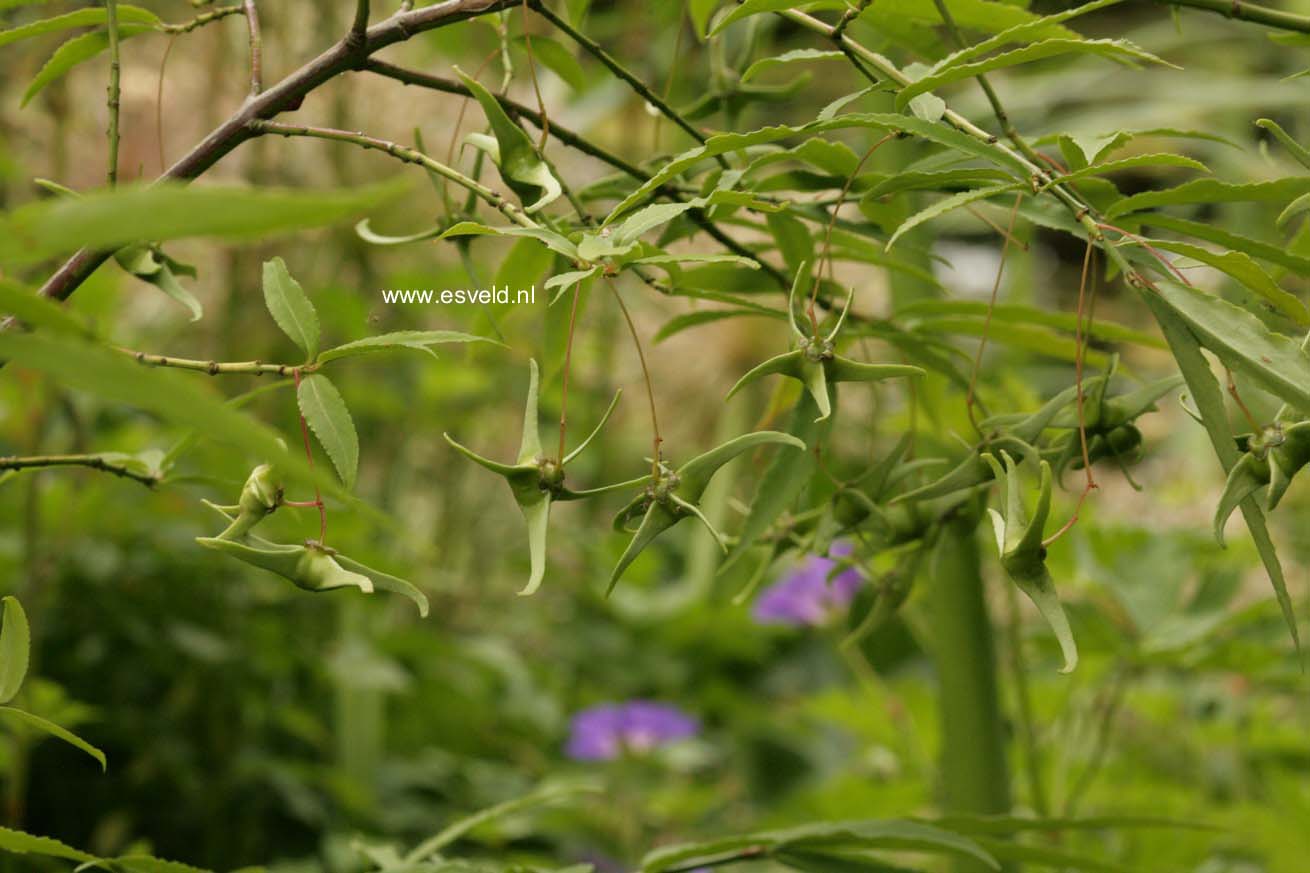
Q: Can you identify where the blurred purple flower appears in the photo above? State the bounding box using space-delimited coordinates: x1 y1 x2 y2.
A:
566 700 698 761
751 541 863 627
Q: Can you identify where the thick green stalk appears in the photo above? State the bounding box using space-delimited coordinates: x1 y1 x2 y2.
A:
1158 0 1310 33
928 516 1011 872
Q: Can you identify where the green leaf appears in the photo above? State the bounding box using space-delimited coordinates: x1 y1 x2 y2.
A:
605 114 1027 224
1141 290 1300 652
642 819 998 873
297 374 359 490
317 330 498 364
0 826 96 863
0 5 160 48
688 0 721 38
437 221 580 260
1107 177 1310 219
742 48 844 83
0 278 91 337
0 181 404 267
888 184 1022 249
1046 153 1207 187
1277 191 1310 229
1152 278 1310 414
334 554 430 618
710 0 844 35
406 782 598 864
115 244 203 322
262 257 320 361
517 35 585 90
22 24 155 106
1146 240 1309 325
723 392 826 567
0 598 29 704
921 0 1125 68
0 707 106 770
456 68 561 212
897 300 1165 348
1256 118 1310 170
1143 213 1310 276
897 38 1173 111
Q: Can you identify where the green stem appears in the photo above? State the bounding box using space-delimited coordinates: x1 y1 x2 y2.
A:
105 0 121 186
161 4 246 35
929 516 1011 872
0 453 159 487
249 120 538 228
1157 0 1310 33
119 347 308 376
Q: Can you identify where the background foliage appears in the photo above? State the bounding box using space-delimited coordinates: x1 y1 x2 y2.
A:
2 1 1310 872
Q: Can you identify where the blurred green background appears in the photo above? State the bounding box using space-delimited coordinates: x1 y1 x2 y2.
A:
2 1 1310 872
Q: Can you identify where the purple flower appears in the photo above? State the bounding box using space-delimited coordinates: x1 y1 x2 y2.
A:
565 700 698 761
751 542 863 627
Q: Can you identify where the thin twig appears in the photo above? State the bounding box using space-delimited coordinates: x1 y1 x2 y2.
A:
520 0 550 151
964 193 1023 434
1157 0 1310 33
351 0 370 42
242 0 262 95
106 0 122 186
0 454 158 487
529 0 721 162
119 347 308 376
558 283 583 463
249 120 537 228
606 278 662 477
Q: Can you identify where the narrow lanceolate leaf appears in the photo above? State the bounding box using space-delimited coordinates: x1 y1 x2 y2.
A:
317 330 498 364
927 0 1126 69
23 24 155 106
0 707 106 770
896 38 1174 111
1152 279 1310 414
888 184 1021 249
0 826 97 864
0 5 160 48
1141 292 1300 653
1256 118 1310 170
709 0 844 35
1107 177 1310 218
0 597 30 705
1046 153 1208 187
642 819 998 873
605 114 1027 223
0 181 404 267
297 374 359 490
262 257 319 361
742 48 844 83
1146 240 1309 325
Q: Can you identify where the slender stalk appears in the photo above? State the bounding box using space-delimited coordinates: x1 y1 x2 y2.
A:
292 369 327 544
557 282 583 464
520 0 550 150
0 454 158 487
1157 0 1310 33
161 4 245 35
929 516 1012 872
528 0 720 160
249 120 537 228
119 347 308 376
606 278 662 477
106 0 122 187
350 0 370 42
242 0 262 95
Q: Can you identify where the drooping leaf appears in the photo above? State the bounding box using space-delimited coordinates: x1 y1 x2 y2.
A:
516 34 586 90
1256 117 1310 170
0 826 96 864
742 48 845 83
456 68 561 212
888 184 1022 248
297 374 359 490
22 24 155 106
0 707 106 770
896 38 1174 111
709 0 845 35
0 597 30 705
1146 240 1309 325
0 181 404 267
0 5 160 48
1107 177 1310 219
